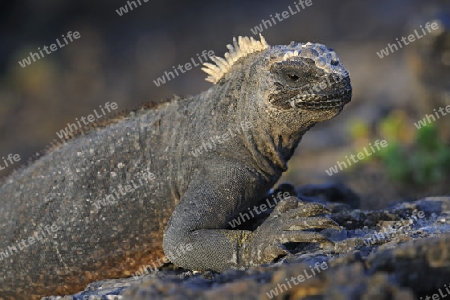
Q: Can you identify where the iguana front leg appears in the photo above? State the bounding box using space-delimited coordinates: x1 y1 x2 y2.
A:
241 196 338 267
162 164 338 272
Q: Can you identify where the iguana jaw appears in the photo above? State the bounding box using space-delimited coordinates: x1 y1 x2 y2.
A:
289 89 352 110
268 75 352 112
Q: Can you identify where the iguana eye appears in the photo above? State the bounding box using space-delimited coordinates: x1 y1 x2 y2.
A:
288 74 299 81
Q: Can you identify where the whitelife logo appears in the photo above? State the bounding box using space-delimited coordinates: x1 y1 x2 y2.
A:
18 31 81 68
55 102 118 142
325 140 388 176
250 0 313 35
153 50 215 87
0 153 21 171
0 224 59 261
376 21 439 58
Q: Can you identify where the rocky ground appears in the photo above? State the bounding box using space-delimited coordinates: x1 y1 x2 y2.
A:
43 185 450 300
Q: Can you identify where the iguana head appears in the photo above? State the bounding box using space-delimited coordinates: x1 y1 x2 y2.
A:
202 35 352 164
203 34 351 118
266 41 352 112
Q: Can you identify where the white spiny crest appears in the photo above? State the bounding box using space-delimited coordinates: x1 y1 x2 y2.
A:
202 34 269 84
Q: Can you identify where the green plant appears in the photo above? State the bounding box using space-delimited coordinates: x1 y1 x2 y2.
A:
409 124 450 184
349 112 450 186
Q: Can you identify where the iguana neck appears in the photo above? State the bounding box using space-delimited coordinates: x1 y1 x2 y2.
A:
198 80 310 179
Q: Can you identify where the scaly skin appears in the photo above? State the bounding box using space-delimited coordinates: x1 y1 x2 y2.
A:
0 36 351 299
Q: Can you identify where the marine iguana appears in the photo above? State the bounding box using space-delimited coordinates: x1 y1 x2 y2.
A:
0 34 351 299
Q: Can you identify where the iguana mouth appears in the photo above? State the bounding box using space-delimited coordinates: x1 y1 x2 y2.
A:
291 89 352 110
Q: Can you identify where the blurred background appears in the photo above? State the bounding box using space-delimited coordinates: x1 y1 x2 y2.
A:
0 0 449 209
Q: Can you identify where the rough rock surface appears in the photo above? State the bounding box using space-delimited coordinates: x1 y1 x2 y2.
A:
43 187 450 300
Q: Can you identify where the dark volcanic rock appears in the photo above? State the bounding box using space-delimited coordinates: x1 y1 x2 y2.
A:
43 196 450 300
297 182 361 208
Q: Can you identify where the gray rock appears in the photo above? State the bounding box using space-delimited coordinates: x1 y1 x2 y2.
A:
44 196 450 300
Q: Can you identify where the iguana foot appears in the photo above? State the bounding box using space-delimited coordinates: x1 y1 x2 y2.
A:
241 196 339 267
